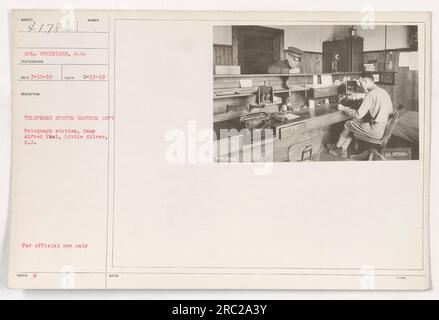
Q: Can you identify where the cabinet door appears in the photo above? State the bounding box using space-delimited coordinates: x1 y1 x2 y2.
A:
334 39 351 72
351 38 364 72
323 38 364 72
322 41 333 73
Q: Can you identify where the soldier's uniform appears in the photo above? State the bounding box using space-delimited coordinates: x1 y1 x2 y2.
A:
268 46 303 74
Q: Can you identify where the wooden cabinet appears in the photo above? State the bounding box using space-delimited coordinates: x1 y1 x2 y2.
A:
322 38 364 73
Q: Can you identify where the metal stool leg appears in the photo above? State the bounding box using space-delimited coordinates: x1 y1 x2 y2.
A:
351 143 387 161
369 148 386 161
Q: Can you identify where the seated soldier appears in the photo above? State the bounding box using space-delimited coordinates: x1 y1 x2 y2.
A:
328 72 394 158
268 46 303 74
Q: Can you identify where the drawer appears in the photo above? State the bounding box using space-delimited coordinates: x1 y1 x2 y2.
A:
288 135 323 162
277 122 306 139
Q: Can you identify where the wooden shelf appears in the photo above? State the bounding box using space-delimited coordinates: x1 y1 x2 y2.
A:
214 87 306 99
213 92 255 99
274 87 306 93
213 72 362 78
214 73 310 78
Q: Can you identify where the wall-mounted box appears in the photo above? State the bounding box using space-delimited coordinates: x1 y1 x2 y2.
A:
379 72 396 85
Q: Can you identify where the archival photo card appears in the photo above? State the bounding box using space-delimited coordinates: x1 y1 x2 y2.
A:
8 10 430 290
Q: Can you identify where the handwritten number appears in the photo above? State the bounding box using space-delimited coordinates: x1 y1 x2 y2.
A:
27 21 60 33
55 23 62 33
27 21 36 32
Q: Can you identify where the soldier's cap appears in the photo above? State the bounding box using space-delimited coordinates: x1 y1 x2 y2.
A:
285 46 303 56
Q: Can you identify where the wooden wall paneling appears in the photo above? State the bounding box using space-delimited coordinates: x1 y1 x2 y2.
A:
363 50 419 111
232 27 239 66
301 52 322 74
213 44 233 68
213 78 240 89
213 48 323 73
322 41 334 73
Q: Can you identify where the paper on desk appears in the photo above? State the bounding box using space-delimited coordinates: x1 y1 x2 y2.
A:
321 74 333 85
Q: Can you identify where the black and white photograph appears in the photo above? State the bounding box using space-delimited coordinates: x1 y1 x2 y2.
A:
213 24 420 162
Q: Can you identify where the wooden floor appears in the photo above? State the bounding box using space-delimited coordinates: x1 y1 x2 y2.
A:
315 148 355 161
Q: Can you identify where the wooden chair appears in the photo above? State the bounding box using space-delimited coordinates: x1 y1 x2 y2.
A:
352 105 403 161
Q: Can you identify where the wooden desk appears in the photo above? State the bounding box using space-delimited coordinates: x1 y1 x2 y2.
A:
272 103 349 134
214 103 350 162
213 72 361 123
